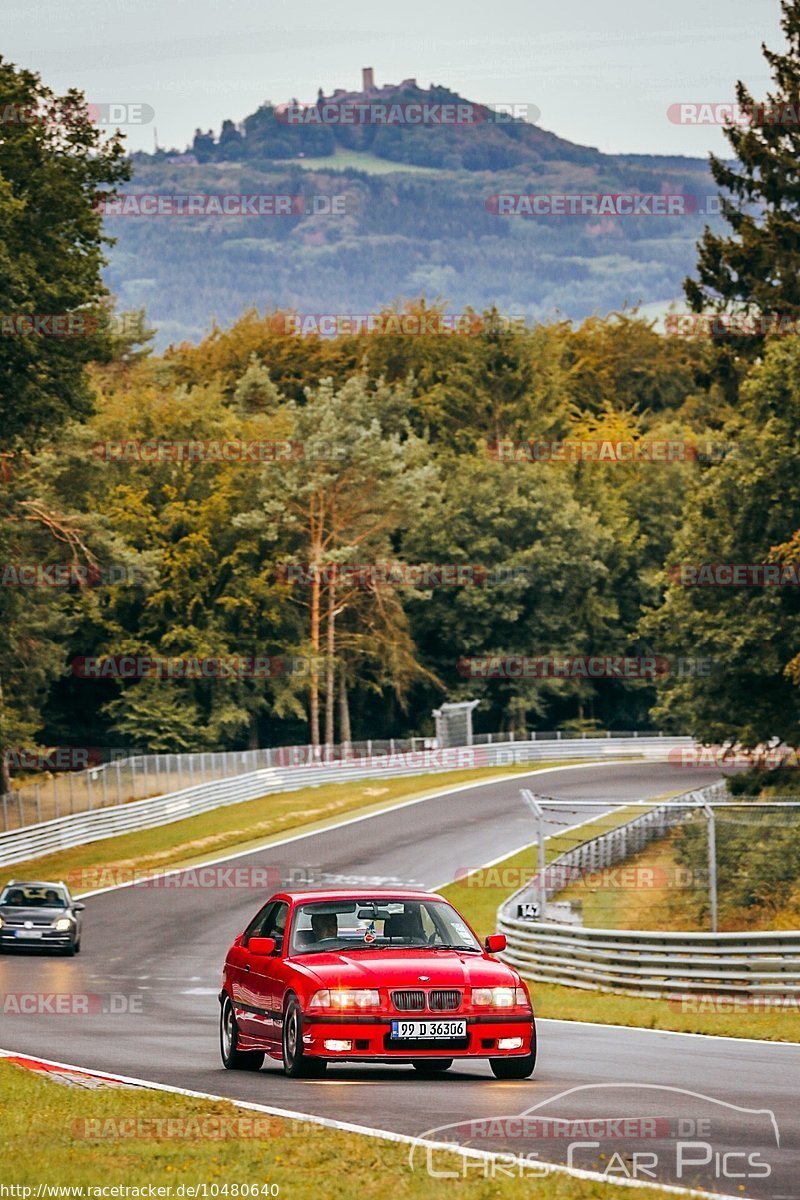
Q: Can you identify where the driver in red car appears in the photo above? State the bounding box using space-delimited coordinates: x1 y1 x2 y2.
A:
310 911 338 943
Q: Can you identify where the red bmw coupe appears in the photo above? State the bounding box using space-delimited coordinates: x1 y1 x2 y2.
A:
219 887 536 1079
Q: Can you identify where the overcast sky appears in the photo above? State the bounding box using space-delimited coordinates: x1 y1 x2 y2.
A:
2 0 785 157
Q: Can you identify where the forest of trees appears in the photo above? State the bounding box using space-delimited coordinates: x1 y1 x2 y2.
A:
3 0 800 784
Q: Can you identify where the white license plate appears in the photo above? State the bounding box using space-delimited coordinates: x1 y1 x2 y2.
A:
15 929 43 939
390 1019 466 1039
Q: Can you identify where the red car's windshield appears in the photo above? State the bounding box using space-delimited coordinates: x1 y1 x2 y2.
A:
288 898 481 956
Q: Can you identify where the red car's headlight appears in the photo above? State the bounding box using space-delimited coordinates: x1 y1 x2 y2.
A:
472 986 530 1008
309 989 381 1010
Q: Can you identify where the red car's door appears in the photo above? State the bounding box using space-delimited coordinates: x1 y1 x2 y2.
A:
244 901 290 1046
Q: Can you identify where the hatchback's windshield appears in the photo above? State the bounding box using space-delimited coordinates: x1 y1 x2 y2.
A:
0 885 67 909
289 898 481 955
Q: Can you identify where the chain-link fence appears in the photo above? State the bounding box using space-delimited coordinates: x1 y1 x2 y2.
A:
1 729 667 831
500 790 800 935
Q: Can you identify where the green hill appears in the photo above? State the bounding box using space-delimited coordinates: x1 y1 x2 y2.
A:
107 78 720 347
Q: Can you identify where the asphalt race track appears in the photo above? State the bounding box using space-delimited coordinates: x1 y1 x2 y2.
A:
1 761 798 1198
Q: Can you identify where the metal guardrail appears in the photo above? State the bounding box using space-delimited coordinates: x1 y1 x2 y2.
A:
2 729 670 831
498 785 800 997
0 736 691 868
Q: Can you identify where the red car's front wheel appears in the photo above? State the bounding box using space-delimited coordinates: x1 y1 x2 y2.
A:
220 995 264 1071
282 997 326 1077
489 1026 537 1079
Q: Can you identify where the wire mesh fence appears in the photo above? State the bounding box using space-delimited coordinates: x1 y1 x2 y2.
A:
497 790 800 935
1 730 667 831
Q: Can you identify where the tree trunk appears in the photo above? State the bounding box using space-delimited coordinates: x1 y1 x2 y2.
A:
339 672 352 746
324 576 336 747
309 566 321 747
0 675 10 797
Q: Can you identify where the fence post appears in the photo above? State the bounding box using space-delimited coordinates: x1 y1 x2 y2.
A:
704 804 718 933
520 790 547 920
116 760 123 805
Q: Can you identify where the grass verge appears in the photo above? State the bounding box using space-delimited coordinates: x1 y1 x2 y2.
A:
0 1058 691 1199
4 762 575 890
440 805 800 1044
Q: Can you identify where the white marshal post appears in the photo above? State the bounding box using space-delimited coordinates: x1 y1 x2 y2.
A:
520 788 547 920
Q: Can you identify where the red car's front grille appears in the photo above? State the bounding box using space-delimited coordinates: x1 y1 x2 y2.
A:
429 989 462 1011
391 989 463 1012
391 989 425 1011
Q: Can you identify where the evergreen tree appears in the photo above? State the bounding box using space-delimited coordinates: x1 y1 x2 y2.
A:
685 0 800 327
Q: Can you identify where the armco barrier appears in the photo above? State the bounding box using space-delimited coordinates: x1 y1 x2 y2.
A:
497 918 800 998
497 785 800 998
0 736 691 868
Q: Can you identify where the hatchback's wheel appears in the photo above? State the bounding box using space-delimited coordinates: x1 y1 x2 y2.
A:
220 995 264 1070
282 997 326 1077
412 1059 453 1074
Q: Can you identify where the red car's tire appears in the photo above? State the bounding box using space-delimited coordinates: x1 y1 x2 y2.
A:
282 996 326 1077
220 994 264 1071
412 1059 453 1074
489 1028 537 1079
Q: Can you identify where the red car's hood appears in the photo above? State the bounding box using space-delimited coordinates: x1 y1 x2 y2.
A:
296 949 517 988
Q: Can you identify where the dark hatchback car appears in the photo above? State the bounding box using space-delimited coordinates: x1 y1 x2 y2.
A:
0 880 85 954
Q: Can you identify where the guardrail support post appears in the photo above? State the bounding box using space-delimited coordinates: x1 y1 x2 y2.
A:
703 804 718 933
521 789 547 920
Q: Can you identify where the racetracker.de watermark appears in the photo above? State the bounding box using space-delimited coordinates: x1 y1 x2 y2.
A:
486 439 727 463
275 312 526 336
65 864 319 891
277 563 529 587
668 563 800 586
456 655 719 679
668 994 800 1013
667 746 800 769
0 563 139 587
91 440 339 463
1 993 142 1015
665 312 800 337
95 193 348 217
667 100 800 125
453 865 709 890
486 194 720 216
277 100 539 126
0 102 155 126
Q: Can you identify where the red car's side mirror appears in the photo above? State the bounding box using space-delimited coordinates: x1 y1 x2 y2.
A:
485 933 506 953
248 936 277 956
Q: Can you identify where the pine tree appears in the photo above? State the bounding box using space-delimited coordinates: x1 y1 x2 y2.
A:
685 0 800 326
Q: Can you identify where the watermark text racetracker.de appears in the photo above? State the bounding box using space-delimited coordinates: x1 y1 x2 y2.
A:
277 100 540 126
457 654 719 679
95 193 349 217
486 193 721 217
1 993 142 1016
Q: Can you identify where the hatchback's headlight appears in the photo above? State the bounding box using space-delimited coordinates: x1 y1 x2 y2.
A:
472 986 527 1007
53 917 73 932
309 989 380 1010
0 915 4 928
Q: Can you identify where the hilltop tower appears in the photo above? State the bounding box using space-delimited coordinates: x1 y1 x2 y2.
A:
362 67 375 93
